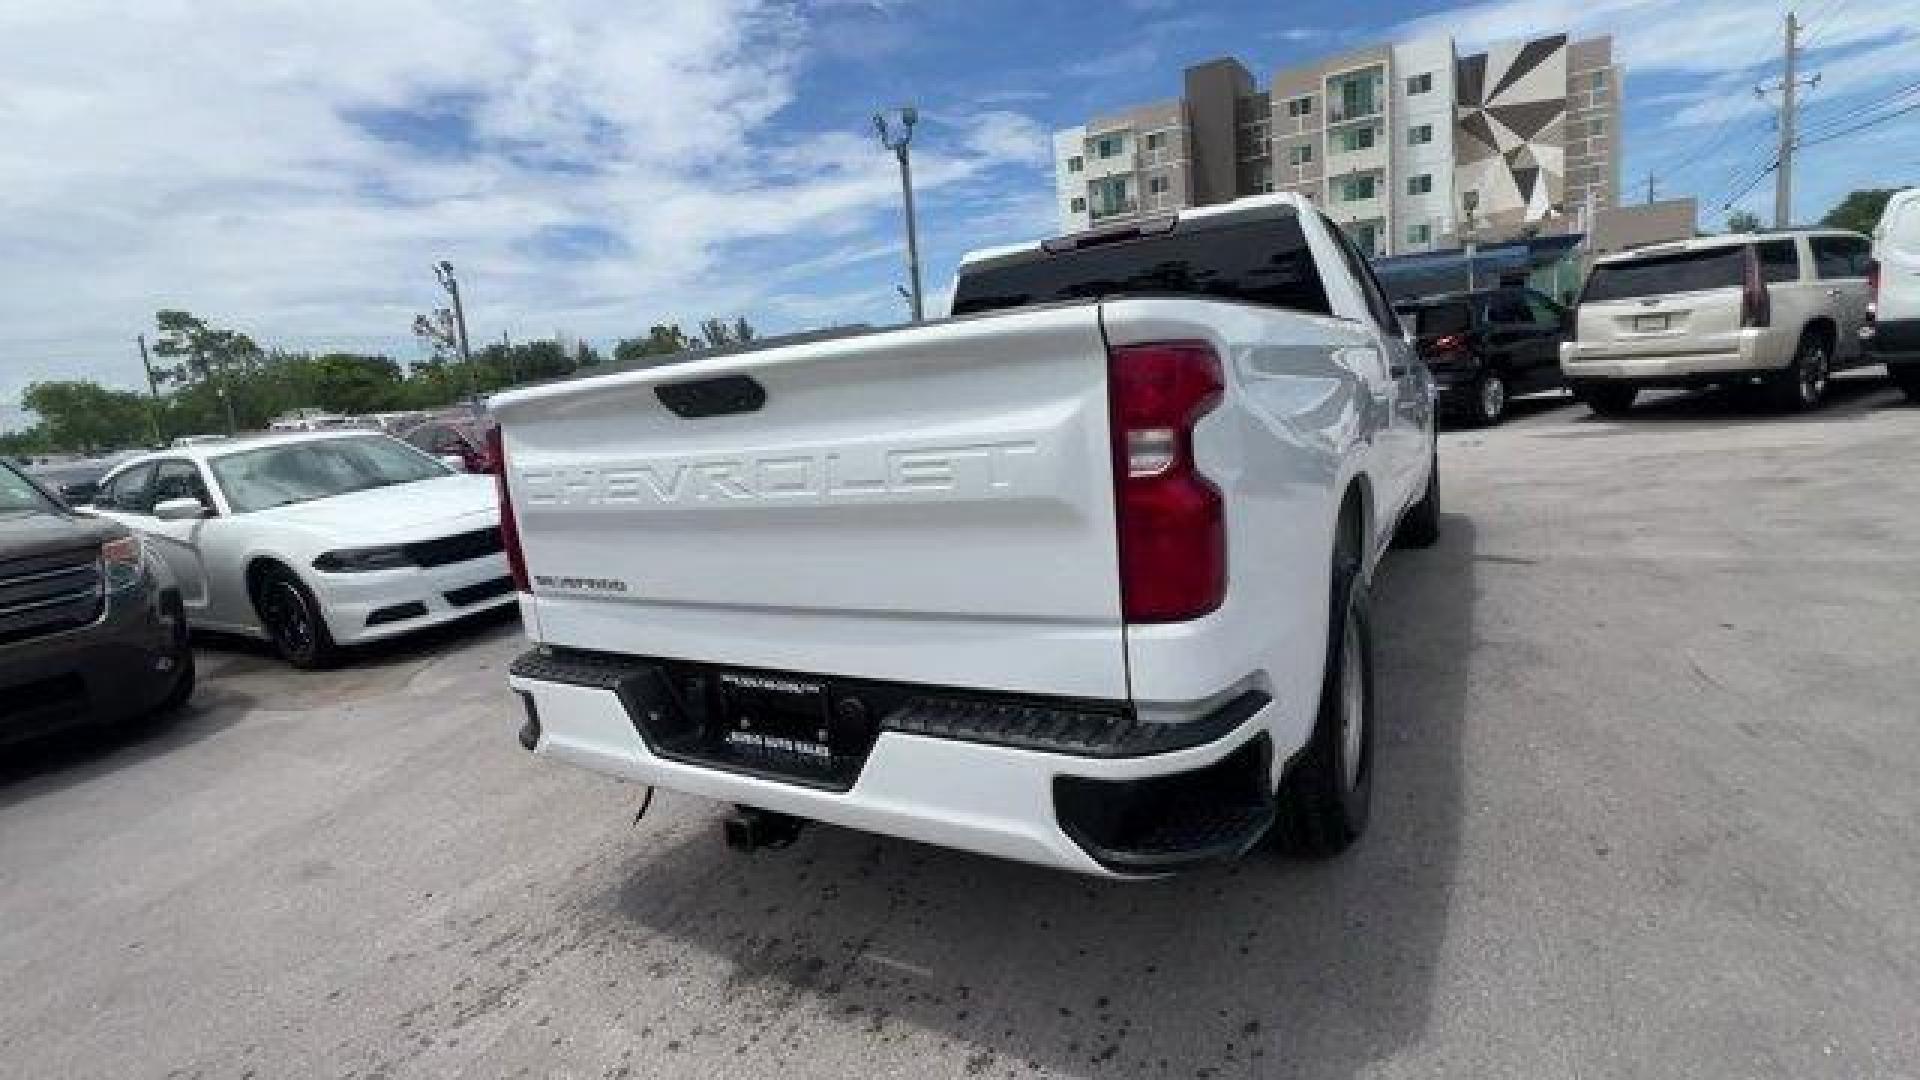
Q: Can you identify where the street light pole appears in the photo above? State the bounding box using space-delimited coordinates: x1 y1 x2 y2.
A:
435 260 476 398
874 107 924 322
135 334 164 445
1461 191 1480 292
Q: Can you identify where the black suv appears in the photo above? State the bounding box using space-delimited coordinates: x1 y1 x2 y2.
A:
1 458 193 746
1396 287 1571 425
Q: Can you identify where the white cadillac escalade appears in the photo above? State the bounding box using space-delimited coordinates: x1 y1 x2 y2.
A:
491 193 1440 877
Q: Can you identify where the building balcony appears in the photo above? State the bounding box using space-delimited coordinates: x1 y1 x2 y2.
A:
1090 199 1139 222
1326 102 1384 126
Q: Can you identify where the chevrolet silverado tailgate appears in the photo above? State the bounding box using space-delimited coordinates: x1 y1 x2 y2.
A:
489 306 1127 699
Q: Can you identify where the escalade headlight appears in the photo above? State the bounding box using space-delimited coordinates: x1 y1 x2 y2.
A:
102 535 145 592
312 546 412 573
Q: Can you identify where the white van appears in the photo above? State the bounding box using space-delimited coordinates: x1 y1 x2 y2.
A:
1866 188 1920 402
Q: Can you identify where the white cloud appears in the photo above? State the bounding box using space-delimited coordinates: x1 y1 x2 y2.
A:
0 0 1045 428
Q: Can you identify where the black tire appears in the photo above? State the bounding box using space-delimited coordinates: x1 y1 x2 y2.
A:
1577 383 1638 417
1272 557 1375 858
1469 372 1509 426
1891 364 1920 404
254 565 339 669
155 650 196 715
1395 446 1441 549
1769 330 1831 411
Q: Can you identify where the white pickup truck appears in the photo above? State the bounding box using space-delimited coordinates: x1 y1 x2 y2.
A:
492 193 1439 877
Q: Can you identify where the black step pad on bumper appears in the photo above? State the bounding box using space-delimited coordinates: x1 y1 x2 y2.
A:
1054 734 1277 874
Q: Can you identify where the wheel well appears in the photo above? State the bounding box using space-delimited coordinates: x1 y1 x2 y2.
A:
245 557 293 613
1802 318 1837 351
1335 478 1370 567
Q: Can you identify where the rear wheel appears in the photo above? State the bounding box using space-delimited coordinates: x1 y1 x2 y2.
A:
1577 382 1638 417
1891 364 1920 404
1273 553 1374 858
1469 372 1508 426
1769 331 1830 411
255 566 339 669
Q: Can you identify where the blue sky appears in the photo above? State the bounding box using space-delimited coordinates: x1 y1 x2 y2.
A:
3 0 1917 430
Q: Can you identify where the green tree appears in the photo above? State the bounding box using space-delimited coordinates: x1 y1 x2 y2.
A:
303 353 405 414
21 381 155 453
1726 210 1762 233
614 324 695 364
1820 189 1897 235
151 310 264 435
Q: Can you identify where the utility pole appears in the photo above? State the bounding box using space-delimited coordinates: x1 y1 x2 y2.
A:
874 107 924 322
1645 171 1656 205
135 334 164 445
434 261 476 398
1756 12 1819 228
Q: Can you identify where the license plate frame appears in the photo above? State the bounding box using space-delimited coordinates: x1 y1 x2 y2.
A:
715 670 835 767
1634 313 1670 332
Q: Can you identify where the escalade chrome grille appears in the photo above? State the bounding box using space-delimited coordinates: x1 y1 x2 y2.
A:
0 549 103 646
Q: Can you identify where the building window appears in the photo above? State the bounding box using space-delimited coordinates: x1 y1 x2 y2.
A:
1287 95 1314 118
1407 173 1432 195
1588 116 1608 138
1145 131 1166 151
1328 69 1383 121
1409 124 1433 146
1287 142 1314 166
1070 196 1086 213
1094 134 1125 160
1408 222 1432 246
1254 161 1273 192
1066 155 1083 173
1337 173 1377 202
1149 176 1170 195
1591 69 1609 93
1334 125 1377 153
1407 72 1432 95
1090 175 1132 219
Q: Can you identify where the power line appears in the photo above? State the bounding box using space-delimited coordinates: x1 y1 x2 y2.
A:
1796 99 1920 149
1795 79 1920 139
1719 159 1779 211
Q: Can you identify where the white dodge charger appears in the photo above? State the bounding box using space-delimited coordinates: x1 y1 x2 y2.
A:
91 431 512 667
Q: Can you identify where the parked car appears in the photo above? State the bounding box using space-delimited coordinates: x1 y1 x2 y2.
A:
268 408 348 432
400 415 499 474
1 458 193 745
171 434 229 448
26 451 141 507
1395 287 1570 425
1561 229 1874 415
498 192 1440 877
89 431 512 668
1865 187 1920 402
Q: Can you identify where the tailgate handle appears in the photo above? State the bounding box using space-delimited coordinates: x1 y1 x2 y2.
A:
655 375 766 418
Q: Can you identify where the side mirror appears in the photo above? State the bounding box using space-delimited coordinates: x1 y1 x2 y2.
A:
153 497 210 522
438 454 470 473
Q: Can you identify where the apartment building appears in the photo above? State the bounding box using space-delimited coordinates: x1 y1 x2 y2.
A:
1050 32 1621 258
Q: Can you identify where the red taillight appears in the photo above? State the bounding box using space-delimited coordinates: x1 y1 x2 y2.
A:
1107 341 1226 623
1742 247 1771 328
1429 333 1467 355
486 426 529 592
1866 258 1881 324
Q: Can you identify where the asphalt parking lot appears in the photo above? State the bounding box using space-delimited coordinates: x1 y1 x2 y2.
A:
4 372 1918 1080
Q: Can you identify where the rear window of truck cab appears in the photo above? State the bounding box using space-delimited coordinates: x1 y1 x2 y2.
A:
952 210 1332 318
